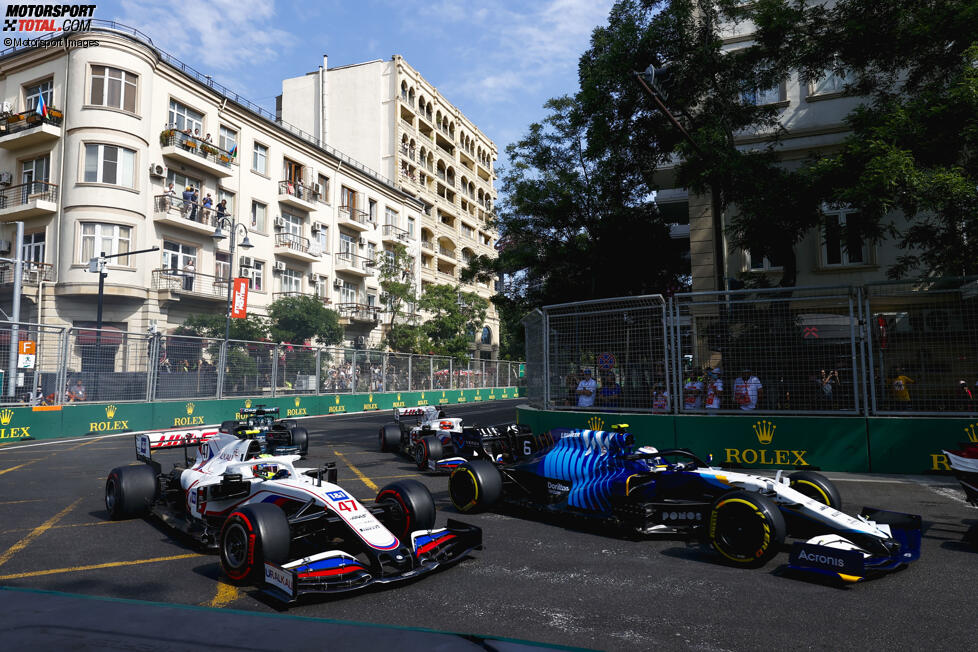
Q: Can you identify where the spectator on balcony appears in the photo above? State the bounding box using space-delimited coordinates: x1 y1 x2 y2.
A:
182 259 195 291
216 198 228 220
164 182 177 208
202 193 213 221
733 369 763 411
181 186 194 218
204 132 213 144
296 179 305 200
189 188 200 221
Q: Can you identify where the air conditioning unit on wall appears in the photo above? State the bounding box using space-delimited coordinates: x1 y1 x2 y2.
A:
149 163 166 178
273 261 287 272
239 256 254 268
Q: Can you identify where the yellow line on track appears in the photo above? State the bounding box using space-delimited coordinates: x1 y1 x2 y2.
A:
0 498 45 506
0 553 202 581
0 497 81 568
204 580 240 607
0 519 122 536
68 437 106 450
334 450 378 491
0 462 35 476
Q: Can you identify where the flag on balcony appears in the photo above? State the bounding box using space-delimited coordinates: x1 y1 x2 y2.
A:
229 144 237 158
35 94 48 118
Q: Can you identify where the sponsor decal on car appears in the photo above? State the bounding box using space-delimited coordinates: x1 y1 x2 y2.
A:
264 563 294 595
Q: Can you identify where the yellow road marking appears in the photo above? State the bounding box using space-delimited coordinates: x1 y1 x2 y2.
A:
0 498 45 506
68 437 106 450
352 473 417 481
334 450 377 491
0 519 122 536
204 580 240 607
0 553 202 581
0 462 35 476
0 498 81 568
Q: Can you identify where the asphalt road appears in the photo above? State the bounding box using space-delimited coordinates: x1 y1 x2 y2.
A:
0 400 976 651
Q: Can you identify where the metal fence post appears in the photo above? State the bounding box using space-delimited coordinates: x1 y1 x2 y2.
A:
382 352 388 393
542 309 550 409
408 354 412 391
449 358 453 390
271 344 279 397
847 290 861 414
216 340 226 399
429 356 433 390
146 333 160 402
315 347 322 395
351 349 358 393
56 326 69 406
863 290 878 415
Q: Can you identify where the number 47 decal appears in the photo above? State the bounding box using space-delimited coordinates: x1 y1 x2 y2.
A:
336 500 358 512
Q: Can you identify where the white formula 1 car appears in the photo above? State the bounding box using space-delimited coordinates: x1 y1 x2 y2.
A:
379 406 465 471
944 441 978 506
105 428 481 603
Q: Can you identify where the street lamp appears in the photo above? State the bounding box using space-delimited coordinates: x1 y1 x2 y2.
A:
212 216 253 398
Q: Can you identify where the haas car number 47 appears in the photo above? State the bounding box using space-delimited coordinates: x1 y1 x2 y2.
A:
106 428 481 603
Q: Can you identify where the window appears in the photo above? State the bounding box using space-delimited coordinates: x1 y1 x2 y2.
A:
22 231 45 264
84 143 136 187
340 186 357 210
313 275 329 299
407 216 415 237
280 267 301 293
167 100 202 134
80 223 131 265
822 205 867 267
216 252 229 282
385 207 398 227
367 243 377 264
25 79 53 111
746 249 782 271
281 210 303 236
367 293 376 309
743 84 783 106
284 158 303 184
368 199 377 223
21 156 49 197
253 143 268 175
161 240 197 271
340 232 356 254
251 201 267 231
90 66 138 112
812 67 852 96
166 170 201 194
317 174 329 203
340 280 357 304
218 188 235 214
219 126 237 154
481 326 492 345
315 228 328 254
462 223 475 240
249 261 265 291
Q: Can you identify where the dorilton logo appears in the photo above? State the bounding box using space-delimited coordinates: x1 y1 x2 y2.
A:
0 408 29 439
547 481 570 493
89 404 128 432
587 416 605 431
753 420 775 445
174 402 203 426
797 548 844 567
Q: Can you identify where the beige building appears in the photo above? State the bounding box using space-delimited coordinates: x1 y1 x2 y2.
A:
278 55 500 359
0 26 441 348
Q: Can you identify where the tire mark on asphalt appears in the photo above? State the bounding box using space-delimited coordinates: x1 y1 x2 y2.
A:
0 497 81 568
334 450 378 491
0 553 202 580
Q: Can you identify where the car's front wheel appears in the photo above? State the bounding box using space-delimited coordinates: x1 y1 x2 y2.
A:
220 503 291 584
376 480 436 539
708 490 785 567
788 471 842 509
415 436 443 471
105 464 158 520
449 459 502 513
291 426 309 456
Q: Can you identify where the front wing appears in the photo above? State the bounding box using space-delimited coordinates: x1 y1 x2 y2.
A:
260 519 482 602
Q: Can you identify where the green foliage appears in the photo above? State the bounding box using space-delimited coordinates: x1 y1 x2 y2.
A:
377 243 417 328
385 322 423 353
176 313 269 341
416 284 489 362
265 294 343 345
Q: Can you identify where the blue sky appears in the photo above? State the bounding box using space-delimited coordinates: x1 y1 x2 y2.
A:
95 0 614 174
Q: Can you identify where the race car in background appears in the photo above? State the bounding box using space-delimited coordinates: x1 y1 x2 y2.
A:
449 426 921 582
219 405 309 457
379 405 551 472
105 428 481 603
944 441 978 506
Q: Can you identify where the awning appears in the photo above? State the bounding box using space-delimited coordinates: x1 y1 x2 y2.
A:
76 326 124 346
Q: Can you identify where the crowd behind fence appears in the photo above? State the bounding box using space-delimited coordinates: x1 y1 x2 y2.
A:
0 321 525 406
523 277 978 417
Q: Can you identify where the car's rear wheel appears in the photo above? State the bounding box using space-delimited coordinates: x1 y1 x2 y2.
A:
449 459 502 513
220 503 291 584
708 490 785 567
379 424 401 452
219 420 237 434
291 426 309 456
105 464 158 520
279 419 298 431
415 436 443 471
788 471 842 509
376 480 436 539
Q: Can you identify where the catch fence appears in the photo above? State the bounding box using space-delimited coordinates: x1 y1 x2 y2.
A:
0 322 524 406
524 277 978 416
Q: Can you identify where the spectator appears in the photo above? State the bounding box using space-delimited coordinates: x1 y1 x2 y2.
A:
67 378 86 402
957 380 974 411
164 182 177 208
296 179 305 200
652 382 670 413
189 188 200 221
704 368 723 410
204 132 213 143
181 186 194 219
683 372 704 410
576 369 597 408
182 259 195 291
216 199 228 219
733 369 763 411
202 193 213 221
180 359 190 373
818 369 840 409
888 368 914 410
597 372 621 408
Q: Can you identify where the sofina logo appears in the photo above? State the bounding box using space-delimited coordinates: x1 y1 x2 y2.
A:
393 393 405 408
363 393 378 411
587 416 605 430
932 423 978 470
90 404 129 433
753 420 776 445
329 394 346 413
724 419 808 467
0 407 28 439
287 396 307 417
174 401 204 426
0 408 12 426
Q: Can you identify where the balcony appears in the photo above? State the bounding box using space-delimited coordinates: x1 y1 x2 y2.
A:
382 224 411 244
0 109 63 150
0 261 53 285
152 268 228 302
400 144 416 162
421 239 434 252
337 205 371 232
274 232 321 263
0 181 57 220
334 251 374 277
160 131 234 178
272 290 328 303
437 267 457 281
278 180 319 212
438 245 458 260
153 195 220 235
335 302 380 324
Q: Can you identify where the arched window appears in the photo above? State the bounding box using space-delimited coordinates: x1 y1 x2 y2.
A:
481 326 492 345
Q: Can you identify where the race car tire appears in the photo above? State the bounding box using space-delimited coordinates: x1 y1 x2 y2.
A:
220 503 291 584
708 490 786 567
279 419 298 431
105 464 158 520
379 424 401 452
291 426 309 456
788 471 842 510
376 480 436 540
219 420 237 434
415 436 443 471
449 459 502 513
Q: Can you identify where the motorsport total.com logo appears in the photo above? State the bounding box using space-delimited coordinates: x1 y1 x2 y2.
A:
4 4 96 32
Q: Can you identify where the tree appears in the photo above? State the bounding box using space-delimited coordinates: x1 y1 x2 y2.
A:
265 294 343 345
416 284 489 361
377 243 421 352
176 312 269 341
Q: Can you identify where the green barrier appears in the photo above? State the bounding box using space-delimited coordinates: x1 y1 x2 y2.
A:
64 402 156 436
867 417 978 474
0 405 59 441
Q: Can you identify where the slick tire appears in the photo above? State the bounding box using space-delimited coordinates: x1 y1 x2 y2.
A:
105 464 158 520
279 419 298 431
708 490 786 568
220 503 290 584
449 459 502 514
379 424 401 452
415 436 443 471
220 420 237 434
376 480 436 540
788 471 842 510
291 426 309 456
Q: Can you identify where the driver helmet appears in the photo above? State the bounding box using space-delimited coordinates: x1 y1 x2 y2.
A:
636 446 661 472
252 462 279 480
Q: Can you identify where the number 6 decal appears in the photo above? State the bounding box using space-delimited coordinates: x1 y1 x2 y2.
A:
523 440 532 456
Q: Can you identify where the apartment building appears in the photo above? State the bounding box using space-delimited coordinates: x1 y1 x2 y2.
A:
0 26 425 347
278 55 500 359
655 14 907 292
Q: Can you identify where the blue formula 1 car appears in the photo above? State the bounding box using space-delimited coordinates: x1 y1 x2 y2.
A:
448 426 921 582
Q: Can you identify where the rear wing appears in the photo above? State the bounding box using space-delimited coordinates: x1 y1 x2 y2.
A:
393 405 446 423
237 406 279 416
135 428 218 463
